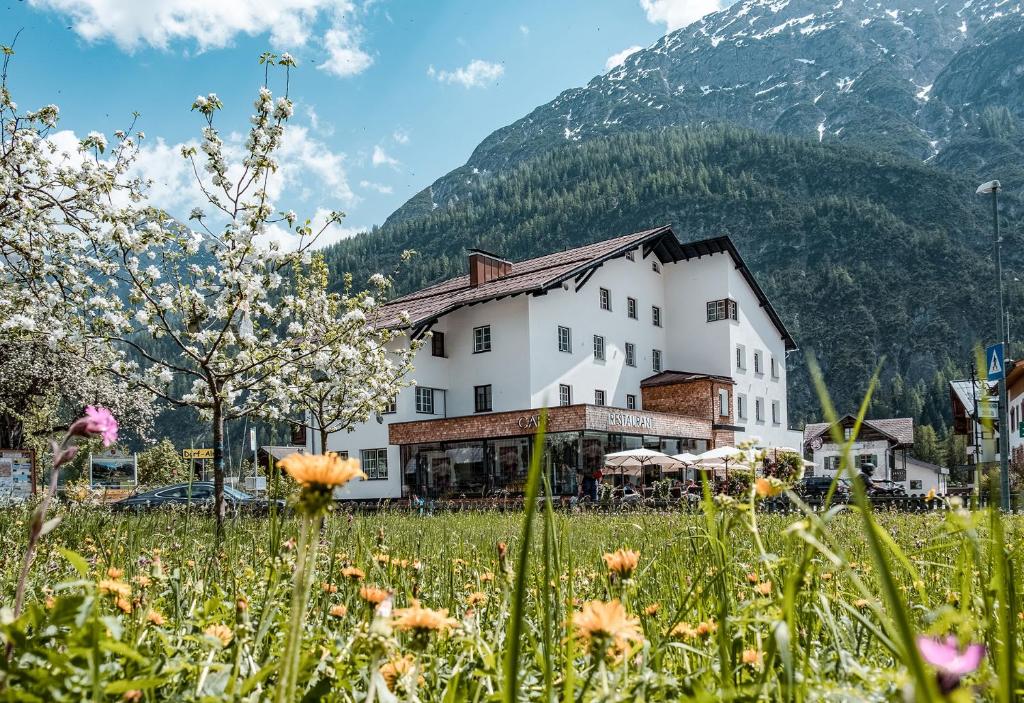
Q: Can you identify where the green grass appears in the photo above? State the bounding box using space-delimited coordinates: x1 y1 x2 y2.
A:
0 502 1020 701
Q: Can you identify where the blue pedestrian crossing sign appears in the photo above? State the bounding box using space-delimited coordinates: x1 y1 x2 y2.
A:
987 342 1006 382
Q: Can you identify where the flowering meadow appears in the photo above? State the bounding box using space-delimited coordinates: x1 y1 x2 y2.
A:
0 486 1020 700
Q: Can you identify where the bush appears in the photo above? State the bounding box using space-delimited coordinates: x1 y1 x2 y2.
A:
136 438 189 487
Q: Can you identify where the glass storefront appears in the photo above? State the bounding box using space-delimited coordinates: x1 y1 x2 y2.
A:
401 431 707 498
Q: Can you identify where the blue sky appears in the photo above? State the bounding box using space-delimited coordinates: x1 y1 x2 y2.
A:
3 0 723 244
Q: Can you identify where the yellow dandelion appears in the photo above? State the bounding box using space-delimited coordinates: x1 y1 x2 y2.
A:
754 581 773 596
742 648 763 667
754 477 784 498
98 579 132 599
392 600 458 634
278 452 366 488
341 566 365 580
480 571 494 583
146 609 165 626
329 604 348 618
853 599 869 609
602 549 640 579
467 591 488 607
321 582 338 594
380 655 417 692
644 603 661 616
107 567 124 579
572 599 644 649
115 596 132 614
204 623 234 647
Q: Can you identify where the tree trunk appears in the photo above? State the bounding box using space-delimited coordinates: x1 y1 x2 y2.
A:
318 426 329 456
212 399 226 534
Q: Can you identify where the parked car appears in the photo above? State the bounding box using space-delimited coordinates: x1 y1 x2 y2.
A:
796 476 851 501
867 479 907 497
111 482 284 514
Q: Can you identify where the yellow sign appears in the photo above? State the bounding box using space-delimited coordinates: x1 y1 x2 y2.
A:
183 448 214 460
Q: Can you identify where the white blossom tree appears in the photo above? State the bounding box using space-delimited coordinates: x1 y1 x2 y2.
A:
283 254 419 455
77 55 408 526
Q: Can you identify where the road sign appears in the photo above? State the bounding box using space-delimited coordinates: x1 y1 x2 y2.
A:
978 404 998 419
183 448 214 460
987 343 1006 382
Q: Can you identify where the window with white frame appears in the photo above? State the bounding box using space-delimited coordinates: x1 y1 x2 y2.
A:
593 335 605 361
737 394 747 420
755 397 764 422
735 344 746 371
594 389 606 406
652 349 662 373
473 325 491 353
415 387 435 414
361 448 389 481
753 350 763 375
770 355 779 379
824 456 840 472
558 325 572 353
626 394 637 410
652 305 662 327
718 388 729 418
559 384 572 406
772 400 780 425
383 395 397 414
844 427 853 440
627 297 637 319
599 287 611 311
625 250 635 261
624 342 636 367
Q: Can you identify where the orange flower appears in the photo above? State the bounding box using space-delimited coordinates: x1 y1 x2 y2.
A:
115 596 132 614
392 600 458 634
754 581 772 596
107 567 124 579
278 452 366 488
754 477 784 498
480 571 494 583
602 549 640 579
644 603 661 616
146 609 165 626
746 572 759 583
467 591 488 606
121 691 142 702
380 654 417 692
742 648 763 667
204 623 234 647
341 566 365 580
329 604 348 618
572 600 643 649
853 599 870 609
98 579 132 599
321 582 338 594
670 619 717 639
360 586 391 606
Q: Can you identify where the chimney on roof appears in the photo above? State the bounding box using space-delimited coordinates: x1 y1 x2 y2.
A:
467 248 512 287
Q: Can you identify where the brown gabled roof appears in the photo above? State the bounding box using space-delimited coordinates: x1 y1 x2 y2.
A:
640 370 735 388
375 226 797 350
804 416 914 446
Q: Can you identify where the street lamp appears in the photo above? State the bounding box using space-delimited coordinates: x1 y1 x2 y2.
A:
976 179 1011 510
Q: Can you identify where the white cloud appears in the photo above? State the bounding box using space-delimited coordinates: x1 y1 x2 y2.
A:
261 208 361 250
26 0 374 78
427 59 504 88
305 105 334 136
360 179 393 194
605 45 643 71
371 145 399 168
639 0 725 31
392 128 410 145
519 24 530 35
319 23 374 77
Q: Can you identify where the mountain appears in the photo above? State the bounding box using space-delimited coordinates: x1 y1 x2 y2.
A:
386 0 1024 226
320 0 1024 433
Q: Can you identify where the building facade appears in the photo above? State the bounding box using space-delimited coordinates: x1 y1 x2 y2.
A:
803 415 947 495
313 226 797 500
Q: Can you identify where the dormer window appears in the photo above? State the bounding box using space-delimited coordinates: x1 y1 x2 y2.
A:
625 250 635 262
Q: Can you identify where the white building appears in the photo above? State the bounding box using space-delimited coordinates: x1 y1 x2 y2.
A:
311 226 797 500
803 415 948 495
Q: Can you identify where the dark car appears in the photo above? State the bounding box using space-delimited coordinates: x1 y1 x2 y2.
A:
796 476 851 501
111 482 283 514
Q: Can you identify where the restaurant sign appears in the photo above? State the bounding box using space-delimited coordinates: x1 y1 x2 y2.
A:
607 412 654 430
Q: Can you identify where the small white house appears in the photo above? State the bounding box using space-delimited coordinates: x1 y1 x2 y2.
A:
803 415 947 495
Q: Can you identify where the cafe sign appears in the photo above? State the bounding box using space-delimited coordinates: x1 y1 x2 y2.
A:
607 412 654 430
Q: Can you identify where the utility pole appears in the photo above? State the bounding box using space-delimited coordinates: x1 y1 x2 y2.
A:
977 179 1011 510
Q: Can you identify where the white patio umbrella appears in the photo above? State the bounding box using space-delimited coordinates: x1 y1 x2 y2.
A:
604 448 685 485
694 446 748 479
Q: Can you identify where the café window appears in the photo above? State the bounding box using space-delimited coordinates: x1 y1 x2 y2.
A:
415 387 435 414
593 335 606 361
474 384 492 413
652 349 662 373
558 325 572 353
599 287 611 311
431 331 446 357
707 298 738 322
737 394 747 420
473 325 491 353
361 448 389 481
625 342 636 367
627 297 637 319
559 384 572 406
652 305 662 327
718 388 729 418
772 400 780 425
626 394 637 410
595 389 606 406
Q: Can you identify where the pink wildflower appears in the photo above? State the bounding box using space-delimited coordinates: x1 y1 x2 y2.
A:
917 635 986 694
70 406 119 446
